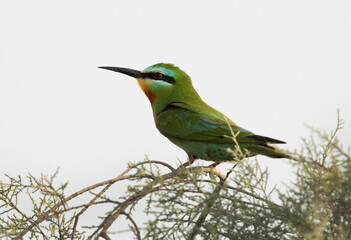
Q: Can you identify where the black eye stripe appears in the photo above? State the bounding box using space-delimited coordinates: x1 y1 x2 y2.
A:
142 72 175 84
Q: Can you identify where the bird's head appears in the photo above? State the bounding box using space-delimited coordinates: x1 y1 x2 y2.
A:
99 63 200 115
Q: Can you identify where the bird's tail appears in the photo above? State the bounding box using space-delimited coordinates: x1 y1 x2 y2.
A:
246 145 291 159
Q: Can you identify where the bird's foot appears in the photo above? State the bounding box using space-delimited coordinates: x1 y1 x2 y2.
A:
210 161 221 169
180 154 195 168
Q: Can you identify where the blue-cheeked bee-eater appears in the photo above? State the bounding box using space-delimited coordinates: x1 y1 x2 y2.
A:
99 63 288 167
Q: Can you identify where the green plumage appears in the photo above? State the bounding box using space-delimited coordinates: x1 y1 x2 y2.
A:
155 101 287 161
99 63 288 164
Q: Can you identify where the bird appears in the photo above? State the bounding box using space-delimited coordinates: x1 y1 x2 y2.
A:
99 63 288 167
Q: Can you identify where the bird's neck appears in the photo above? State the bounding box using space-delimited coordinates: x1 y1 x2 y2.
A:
151 85 205 119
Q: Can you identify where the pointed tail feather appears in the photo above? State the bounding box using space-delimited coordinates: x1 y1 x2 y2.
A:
246 145 290 159
247 134 286 144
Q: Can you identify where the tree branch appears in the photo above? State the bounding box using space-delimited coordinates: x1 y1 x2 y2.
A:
14 168 134 239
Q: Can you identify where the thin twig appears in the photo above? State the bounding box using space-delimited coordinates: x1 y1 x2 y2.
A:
121 211 141 240
71 180 115 239
91 165 227 239
15 168 134 239
187 166 235 239
1 197 48 239
132 160 176 172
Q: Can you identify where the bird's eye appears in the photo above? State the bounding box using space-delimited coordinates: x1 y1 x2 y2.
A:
153 72 163 80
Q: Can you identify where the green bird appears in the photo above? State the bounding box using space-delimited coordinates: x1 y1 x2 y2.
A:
99 63 288 167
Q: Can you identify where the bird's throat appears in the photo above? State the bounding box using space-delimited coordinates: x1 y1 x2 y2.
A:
137 79 156 106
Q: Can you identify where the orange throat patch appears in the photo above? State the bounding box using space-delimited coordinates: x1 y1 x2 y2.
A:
137 79 156 106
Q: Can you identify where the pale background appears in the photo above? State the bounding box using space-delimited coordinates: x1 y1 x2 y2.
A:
1 0 350 237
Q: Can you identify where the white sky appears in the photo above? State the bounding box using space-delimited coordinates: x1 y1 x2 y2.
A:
1 0 351 237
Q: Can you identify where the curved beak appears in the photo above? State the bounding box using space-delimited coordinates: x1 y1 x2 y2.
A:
98 66 143 78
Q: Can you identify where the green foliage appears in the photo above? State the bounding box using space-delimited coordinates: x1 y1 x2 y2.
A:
0 114 350 239
278 117 351 239
0 171 85 239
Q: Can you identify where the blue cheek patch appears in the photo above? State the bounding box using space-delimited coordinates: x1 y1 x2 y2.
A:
149 80 173 92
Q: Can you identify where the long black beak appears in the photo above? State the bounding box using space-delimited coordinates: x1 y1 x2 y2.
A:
98 66 143 78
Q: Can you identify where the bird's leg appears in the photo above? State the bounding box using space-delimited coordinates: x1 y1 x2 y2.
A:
210 161 221 168
181 154 195 168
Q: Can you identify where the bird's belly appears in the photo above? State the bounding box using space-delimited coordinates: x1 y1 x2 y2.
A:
168 137 239 161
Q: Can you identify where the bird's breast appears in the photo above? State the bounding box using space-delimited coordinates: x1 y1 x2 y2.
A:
137 79 156 106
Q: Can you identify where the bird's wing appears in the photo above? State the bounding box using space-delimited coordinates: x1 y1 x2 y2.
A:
155 102 285 145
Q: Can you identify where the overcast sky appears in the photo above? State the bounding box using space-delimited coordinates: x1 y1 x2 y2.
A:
1 0 350 237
